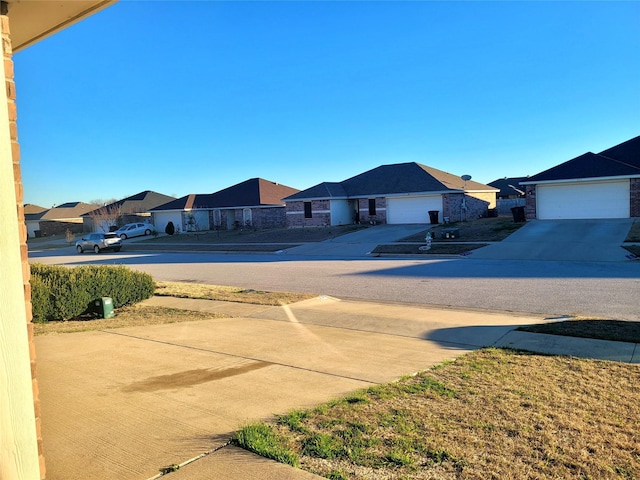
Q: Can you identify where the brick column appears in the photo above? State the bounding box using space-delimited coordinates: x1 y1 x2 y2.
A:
1 5 46 478
630 178 640 218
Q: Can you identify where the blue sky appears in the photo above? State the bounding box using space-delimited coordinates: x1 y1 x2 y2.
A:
15 0 640 207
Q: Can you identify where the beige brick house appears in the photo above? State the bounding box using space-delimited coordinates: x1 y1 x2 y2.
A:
284 162 498 227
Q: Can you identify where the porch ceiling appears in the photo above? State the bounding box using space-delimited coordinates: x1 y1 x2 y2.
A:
6 0 117 52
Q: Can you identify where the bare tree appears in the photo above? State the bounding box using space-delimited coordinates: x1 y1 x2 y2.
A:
88 204 123 232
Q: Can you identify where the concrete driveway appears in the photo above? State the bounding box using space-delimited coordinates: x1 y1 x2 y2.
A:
469 219 635 262
281 224 426 257
36 297 544 480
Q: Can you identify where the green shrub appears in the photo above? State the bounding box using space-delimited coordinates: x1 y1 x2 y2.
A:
30 263 155 322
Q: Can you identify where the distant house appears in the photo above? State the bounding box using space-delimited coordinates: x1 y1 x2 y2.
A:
487 177 528 216
283 162 498 226
82 190 176 232
150 178 300 233
521 135 640 219
25 202 97 238
487 177 528 199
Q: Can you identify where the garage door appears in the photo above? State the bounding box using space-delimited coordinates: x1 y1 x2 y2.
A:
537 181 630 219
387 196 443 224
152 211 183 233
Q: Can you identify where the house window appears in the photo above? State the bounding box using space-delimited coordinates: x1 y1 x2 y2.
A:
304 202 312 218
368 199 377 216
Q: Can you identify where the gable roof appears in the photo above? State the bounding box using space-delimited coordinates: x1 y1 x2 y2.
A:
82 191 176 217
488 177 529 197
523 135 640 184
284 162 496 201
598 135 640 168
24 204 47 215
151 178 300 211
27 202 97 222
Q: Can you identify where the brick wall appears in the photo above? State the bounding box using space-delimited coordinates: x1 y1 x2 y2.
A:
2 12 46 479
443 193 493 222
358 197 387 224
251 207 287 229
629 179 639 217
286 200 331 227
524 185 537 219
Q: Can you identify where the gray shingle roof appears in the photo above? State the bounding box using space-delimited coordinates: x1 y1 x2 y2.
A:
284 162 495 201
151 178 300 211
523 135 640 183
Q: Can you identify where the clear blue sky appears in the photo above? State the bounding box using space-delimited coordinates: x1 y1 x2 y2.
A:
15 0 640 208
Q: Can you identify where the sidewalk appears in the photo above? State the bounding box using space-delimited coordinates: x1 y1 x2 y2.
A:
36 296 638 480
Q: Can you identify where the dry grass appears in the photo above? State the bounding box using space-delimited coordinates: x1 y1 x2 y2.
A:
371 244 487 256
520 319 640 344
241 349 640 479
399 216 525 243
33 305 225 336
145 225 367 244
625 220 640 242
155 281 315 305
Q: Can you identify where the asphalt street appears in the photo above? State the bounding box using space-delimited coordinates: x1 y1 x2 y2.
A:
29 248 640 321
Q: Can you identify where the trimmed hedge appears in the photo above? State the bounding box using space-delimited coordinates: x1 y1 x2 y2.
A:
31 264 155 322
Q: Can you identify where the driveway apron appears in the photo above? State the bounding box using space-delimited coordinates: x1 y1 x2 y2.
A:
469 219 634 262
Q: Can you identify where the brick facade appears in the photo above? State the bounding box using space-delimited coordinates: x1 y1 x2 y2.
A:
2 12 45 479
443 192 494 222
210 207 288 230
631 178 640 218
357 197 387 224
524 185 537 219
286 200 331 227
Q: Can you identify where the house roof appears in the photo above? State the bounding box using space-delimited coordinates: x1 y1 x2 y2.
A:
488 177 529 197
24 204 47 215
26 202 97 221
523 135 640 184
598 135 640 168
81 191 176 217
284 163 496 201
151 178 300 211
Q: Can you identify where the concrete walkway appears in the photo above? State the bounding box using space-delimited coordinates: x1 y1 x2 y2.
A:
470 219 635 262
35 296 638 480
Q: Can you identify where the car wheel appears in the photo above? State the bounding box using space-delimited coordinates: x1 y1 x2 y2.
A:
76 245 83 254
120 234 127 240
114 247 121 252
144 229 151 236
93 245 100 254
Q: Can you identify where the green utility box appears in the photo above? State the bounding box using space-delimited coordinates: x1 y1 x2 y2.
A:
94 297 115 319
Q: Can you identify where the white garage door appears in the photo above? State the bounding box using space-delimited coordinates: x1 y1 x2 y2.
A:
537 181 630 219
387 196 443 224
152 211 184 233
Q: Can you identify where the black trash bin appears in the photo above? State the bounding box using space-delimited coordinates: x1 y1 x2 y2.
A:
428 210 439 225
511 206 526 223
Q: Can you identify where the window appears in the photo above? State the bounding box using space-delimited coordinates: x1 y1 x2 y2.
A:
304 202 312 218
368 199 376 216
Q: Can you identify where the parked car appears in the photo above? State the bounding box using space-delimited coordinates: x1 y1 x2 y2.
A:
76 233 122 254
114 222 156 239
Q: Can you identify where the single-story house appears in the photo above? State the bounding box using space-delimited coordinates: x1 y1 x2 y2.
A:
25 201 97 238
487 177 528 199
150 178 300 233
488 177 528 215
521 135 640 220
283 162 498 226
82 190 176 232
